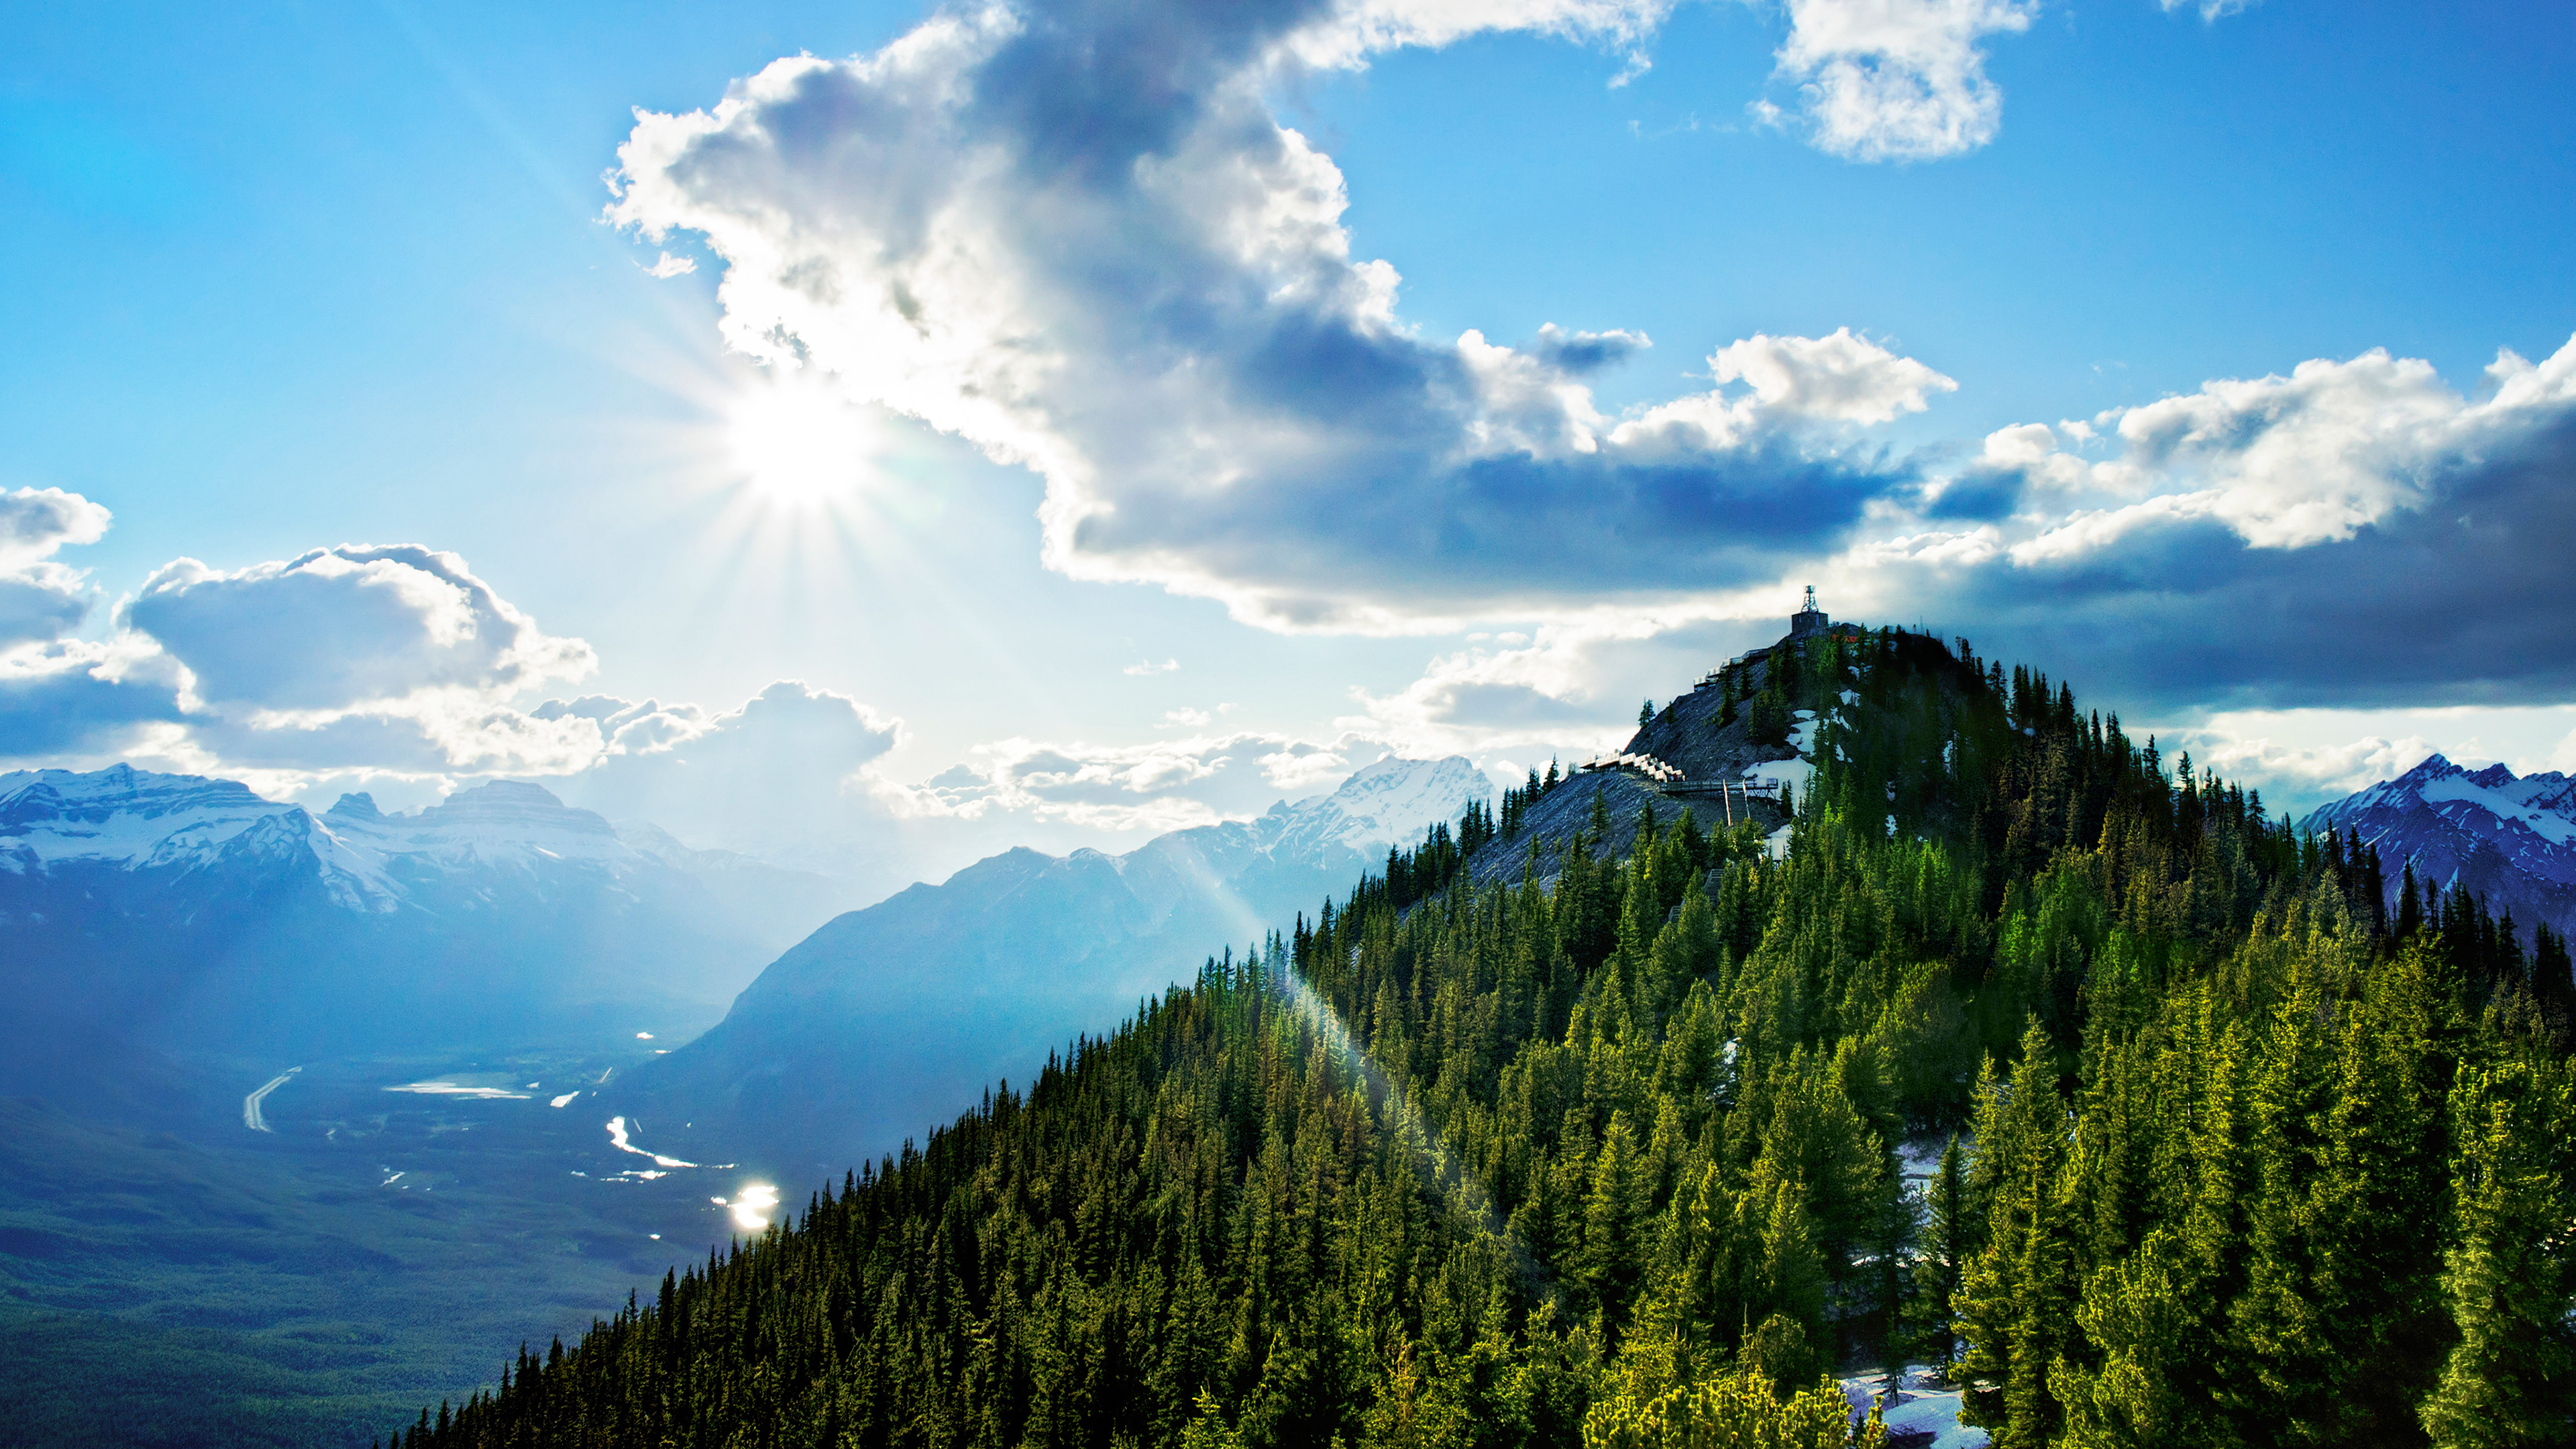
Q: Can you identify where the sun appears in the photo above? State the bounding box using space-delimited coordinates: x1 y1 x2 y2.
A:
723 374 877 508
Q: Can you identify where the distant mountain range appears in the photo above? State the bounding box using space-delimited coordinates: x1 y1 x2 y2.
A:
0 766 851 1095
611 755 1492 1177
2302 753 2576 939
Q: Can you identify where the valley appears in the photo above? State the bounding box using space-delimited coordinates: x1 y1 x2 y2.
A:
0 1036 754 1448
0 753 1499 1444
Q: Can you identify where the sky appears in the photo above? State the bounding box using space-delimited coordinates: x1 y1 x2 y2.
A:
2 0 2571 900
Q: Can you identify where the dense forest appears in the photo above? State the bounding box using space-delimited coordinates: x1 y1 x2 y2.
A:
388 628 2576 1449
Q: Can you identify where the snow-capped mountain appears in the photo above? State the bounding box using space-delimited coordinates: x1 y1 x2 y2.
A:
614 756 1489 1176
2301 753 2576 937
1276 754 1493 857
0 765 854 1071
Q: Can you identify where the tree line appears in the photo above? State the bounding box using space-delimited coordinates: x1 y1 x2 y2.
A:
386 627 2574 1449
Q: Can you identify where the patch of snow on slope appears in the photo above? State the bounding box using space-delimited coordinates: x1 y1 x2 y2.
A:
1841 1366 1985 1448
2418 772 2576 846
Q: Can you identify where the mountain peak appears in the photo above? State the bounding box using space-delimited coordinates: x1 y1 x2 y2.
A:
2396 753 2463 784
327 792 384 823
1305 755 1489 855
438 779 571 811
2303 747 2576 924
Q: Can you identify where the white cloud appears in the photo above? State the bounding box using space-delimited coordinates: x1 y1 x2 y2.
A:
0 541 609 780
1124 657 1181 676
127 545 594 711
1342 602 1779 763
606 3 1945 633
891 729 1383 835
1605 328 1953 460
550 681 906 877
180 697 608 777
644 250 697 278
1769 0 2037 162
2161 0 2254 20
2161 726 2441 815
0 487 113 647
0 566 93 647
0 487 111 567
1978 334 2576 553
1292 0 1678 68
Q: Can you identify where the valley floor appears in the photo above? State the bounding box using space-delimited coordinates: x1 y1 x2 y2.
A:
0 1040 777 1448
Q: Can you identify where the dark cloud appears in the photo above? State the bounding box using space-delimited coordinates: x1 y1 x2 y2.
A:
1919 464 2023 522
0 572 90 646
1532 325 1651 375
1072 444 1915 617
0 653 184 760
1893 416 2576 711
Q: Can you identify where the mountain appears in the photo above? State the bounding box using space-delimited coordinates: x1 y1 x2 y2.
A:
403 623 2575 1449
0 766 853 1085
611 755 1492 1176
2300 752 2576 938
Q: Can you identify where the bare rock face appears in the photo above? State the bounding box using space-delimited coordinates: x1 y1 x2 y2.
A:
1462 631 1841 891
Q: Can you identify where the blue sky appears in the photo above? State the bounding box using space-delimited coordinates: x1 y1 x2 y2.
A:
3 0 2571 894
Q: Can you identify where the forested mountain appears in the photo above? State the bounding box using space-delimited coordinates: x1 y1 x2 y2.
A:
0 768 850 1086
2303 752 2576 942
610 757 1491 1177
392 627 2576 1449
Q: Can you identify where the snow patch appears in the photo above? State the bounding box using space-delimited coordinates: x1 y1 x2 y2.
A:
1840 1366 1986 1449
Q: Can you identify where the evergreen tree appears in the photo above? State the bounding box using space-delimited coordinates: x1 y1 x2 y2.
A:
2421 1061 2576 1447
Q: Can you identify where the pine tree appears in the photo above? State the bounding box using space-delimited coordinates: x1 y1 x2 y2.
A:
1915 1135 1968 1371
2420 1061 2576 1447
1582 1110 1654 1329
1955 1020 2079 1449
383 639 2564 1449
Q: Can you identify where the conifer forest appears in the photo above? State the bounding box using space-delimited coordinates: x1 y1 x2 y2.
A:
390 629 2576 1449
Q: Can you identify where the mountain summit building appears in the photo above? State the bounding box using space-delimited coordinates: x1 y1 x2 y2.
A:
1790 585 1829 639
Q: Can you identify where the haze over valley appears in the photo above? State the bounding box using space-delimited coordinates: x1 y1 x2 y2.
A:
3 0 2573 1444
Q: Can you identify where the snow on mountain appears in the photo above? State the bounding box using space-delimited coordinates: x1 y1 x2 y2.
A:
323 781 633 874
2306 755 2576 882
2302 753 2576 937
0 764 301 870
0 765 863 1063
1254 755 1491 859
0 767 687 911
